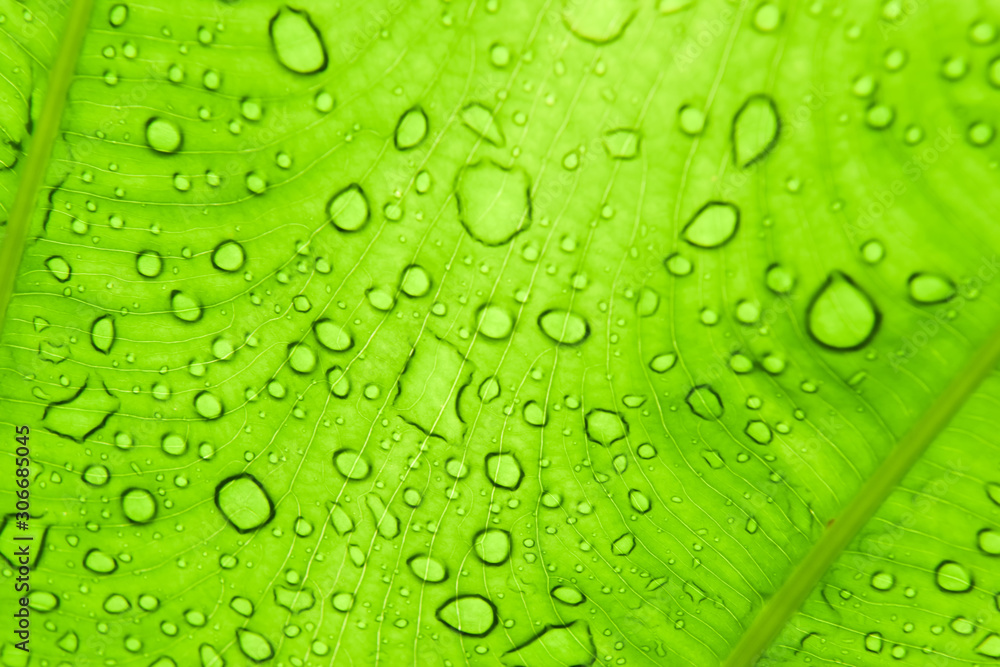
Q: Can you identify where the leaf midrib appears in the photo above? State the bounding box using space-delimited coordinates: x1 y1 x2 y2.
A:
723 326 1000 666
1 3 998 665
0 0 95 338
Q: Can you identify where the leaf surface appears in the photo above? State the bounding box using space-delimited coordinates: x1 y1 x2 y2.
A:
2 1 1000 666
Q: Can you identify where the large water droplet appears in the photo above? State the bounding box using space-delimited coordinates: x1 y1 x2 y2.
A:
460 102 505 146
45 256 71 282
121 488 157 524
395 106 429 150
146 118 182 153
456 160 531 245
236 629 274 663
171 291 202 322
212 241 245 272
84 549 118 574
603 128 641 159
551 585 586 605
436 595 497 636
474 529 511 565
562 0 637 43
136 250 163 278
328 184 370 232
485 452 524 489
806 272 880 350
733 94 780 167
611 533 636 555
476 304 514 339
935 560 973 593
908 272 956 304
269 7 327 74
90 316 115 354
686 385 724 420
683 202 739 248
538 309 590 345
408 554 448 583
215 473 275 533
333 449 370 480
314 320 353 351
585 409 628 445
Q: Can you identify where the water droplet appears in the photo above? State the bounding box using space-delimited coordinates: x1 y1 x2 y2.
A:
108 3 127 26
908 272 956 304
333 450 370 480
745 420 772 444
490 42 510 67
733 94 780 167
551 585 585 605
753 3 782 31
686 385 723 420
978 528 1000 555
504 621 596 666
327 366 351 397
84 548 118 574
408 554 448 583
400 265 431 297
585 409 628 445
237 629 274 663
866 103 895 129
935 560 973 593
331 592 354 612
460 102 504 146
288 343 317 373
215 473 275 533
765 264 795 293
806 272 880 350
562 0 637 43
436 595 497 636
456 160 531 245
665 253 693 276
366 493 398 538
628 489 651 513
602 128 641 159
678 105 705 135
137 250 162 277
195 391 223 419
649 352 677 373
146 118 182 154
314 320 353 351
476 304 514 339
395 106 428 150
977 634 1000 659
45 256 71 282
611 533 636 555
486 452 524 489
870 571 895 591
328 184 370 232
538 309 590 345
269 7 327 74
90 316 115 353
121 488 157 523
171 291 202 322
474 529 511 565
683 202 739 248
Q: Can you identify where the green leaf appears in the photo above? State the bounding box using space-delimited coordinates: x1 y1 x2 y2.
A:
2 1 1000 666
